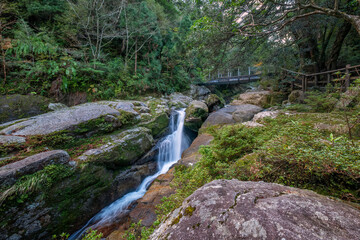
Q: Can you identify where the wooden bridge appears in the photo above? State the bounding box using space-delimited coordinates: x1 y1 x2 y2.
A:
283 64 360 92
196 74 260 86
196 66 261 86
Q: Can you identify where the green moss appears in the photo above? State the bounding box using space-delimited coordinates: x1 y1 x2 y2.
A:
184 205 196 216
171 212 183 226
141 113 169 137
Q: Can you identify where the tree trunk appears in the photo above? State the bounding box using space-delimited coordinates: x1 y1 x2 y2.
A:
327 21 352 70
134 39 137 75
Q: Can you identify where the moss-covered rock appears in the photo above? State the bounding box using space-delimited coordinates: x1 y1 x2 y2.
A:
0 94 51 124
185 101 209 132
78 127 154 168
140 113 169 137
205 94 224 112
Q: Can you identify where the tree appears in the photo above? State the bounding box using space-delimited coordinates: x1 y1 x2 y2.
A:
66 0 126 67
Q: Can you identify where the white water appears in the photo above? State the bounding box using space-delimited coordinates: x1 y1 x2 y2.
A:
69 109 189 239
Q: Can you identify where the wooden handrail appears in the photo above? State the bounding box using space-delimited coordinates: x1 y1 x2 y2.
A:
282 64 360 77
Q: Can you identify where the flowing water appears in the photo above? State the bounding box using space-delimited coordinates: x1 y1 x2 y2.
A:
69 109 190 239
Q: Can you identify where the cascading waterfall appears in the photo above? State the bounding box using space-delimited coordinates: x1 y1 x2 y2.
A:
69 109 189 240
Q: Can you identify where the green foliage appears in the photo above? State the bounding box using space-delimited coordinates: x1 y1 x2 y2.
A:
155 113 360 228
0 164 73 204
304 91 340 112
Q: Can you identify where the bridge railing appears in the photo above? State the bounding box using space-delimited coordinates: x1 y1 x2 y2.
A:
282 64 360 92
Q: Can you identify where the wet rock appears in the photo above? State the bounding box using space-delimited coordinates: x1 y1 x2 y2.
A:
0 135 26 145
48 103 68 111
0 150 69 187
0 94 51 124
205 94 223 112
0 101 136 136
151 179 360 240
201 105 263 129
185 101 209 132
140 113 169 137
77 127 154 168
231 91 270 107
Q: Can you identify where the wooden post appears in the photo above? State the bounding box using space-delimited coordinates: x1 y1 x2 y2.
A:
345 64 350 90
248 66 251 75
237 68 240 76
291 80 294 91
302 75 306 92
304 76 307 92
314 75 318 87
327 73 330 84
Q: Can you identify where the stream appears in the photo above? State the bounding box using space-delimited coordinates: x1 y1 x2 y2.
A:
69 109 190 239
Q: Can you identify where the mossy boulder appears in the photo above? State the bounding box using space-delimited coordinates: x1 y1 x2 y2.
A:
288 90 305 104
205 94 224 112
0 102 138 137
0 94 51 124
185 101 209 132
78 127 154 168
140 113 169 137
231 91 271 108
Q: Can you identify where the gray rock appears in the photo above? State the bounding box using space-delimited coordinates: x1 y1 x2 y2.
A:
169 93 193 108
188 85 211 100
151 180 360 240
114 101 138 115
0 135 26 145
0 102 134 136
8 234 22 240
0 150 70 186
48 103 69 111
77 127 154 168
201 104 263 128
252 110 280 122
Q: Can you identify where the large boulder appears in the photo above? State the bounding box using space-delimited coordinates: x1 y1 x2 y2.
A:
0 94 51 124
231 91 271 107
151 179 360 240
185 101 209 132
0 150 70 187
0 101 137 136
180 133 214 166
187 85 211 100
77 127 154 168
169 93 193 108
205 94 224 112
201 105 263 129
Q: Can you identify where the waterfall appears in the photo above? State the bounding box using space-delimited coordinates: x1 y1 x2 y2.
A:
69 109 189 239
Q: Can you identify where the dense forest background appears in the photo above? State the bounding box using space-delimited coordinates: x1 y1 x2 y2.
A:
0 0 359 101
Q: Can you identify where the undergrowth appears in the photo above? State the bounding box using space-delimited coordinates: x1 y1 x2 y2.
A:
126 113 360 239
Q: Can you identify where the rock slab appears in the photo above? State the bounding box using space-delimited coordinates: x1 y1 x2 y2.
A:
201 104 263 129
0 150 70 186
151 179 360 240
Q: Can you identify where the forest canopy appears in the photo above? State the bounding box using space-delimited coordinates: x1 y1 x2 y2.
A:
0 0 359 100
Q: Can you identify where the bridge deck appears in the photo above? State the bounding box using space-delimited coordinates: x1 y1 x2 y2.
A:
196 74 260 86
